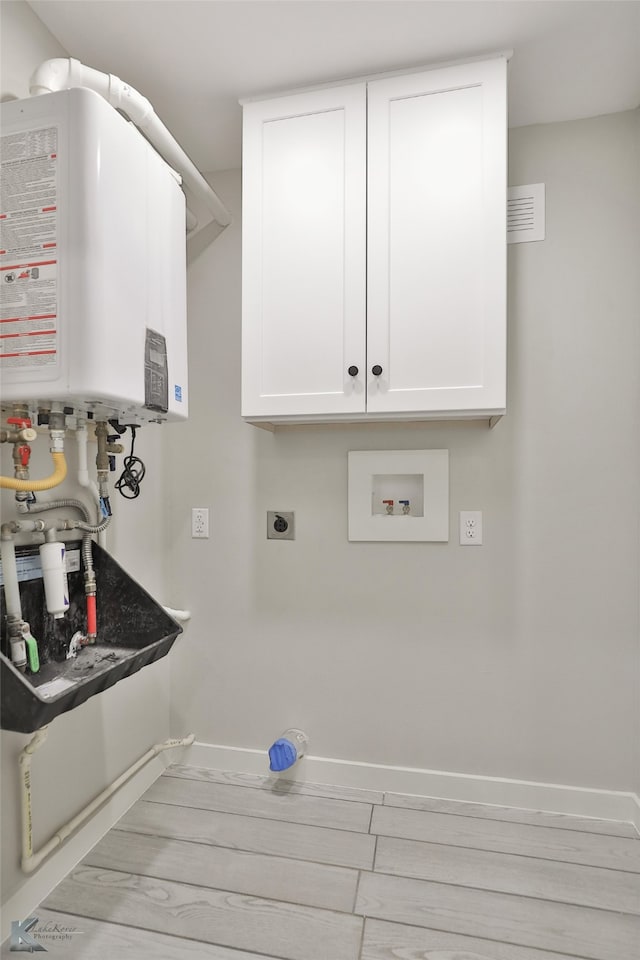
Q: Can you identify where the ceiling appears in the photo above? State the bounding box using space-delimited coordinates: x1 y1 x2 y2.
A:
28 1 640 172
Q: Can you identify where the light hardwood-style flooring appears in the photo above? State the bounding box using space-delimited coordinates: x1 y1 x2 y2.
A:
11 764 640 959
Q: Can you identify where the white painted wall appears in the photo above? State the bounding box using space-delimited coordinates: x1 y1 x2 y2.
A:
168 110 640 796
0 0 65 101
0 0 172 910
2 0 638 917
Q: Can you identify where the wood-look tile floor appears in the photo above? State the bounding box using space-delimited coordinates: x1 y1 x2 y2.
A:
22 766 640 958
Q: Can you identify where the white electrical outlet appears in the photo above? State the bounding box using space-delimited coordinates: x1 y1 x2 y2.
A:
191 507 209 539
459 510 483 545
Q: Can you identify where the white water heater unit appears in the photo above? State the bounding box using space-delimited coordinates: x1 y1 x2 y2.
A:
0 87 188 423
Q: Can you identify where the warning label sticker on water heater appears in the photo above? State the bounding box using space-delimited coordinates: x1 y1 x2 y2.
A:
0 125 58 370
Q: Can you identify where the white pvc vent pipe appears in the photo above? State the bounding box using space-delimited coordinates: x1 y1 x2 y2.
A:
29 58 230 234
19 727 195 873
163 606 192 622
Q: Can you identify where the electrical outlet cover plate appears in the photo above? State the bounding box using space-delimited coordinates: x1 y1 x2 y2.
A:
267 511 295 540
191 507 209 539
459 510 483 545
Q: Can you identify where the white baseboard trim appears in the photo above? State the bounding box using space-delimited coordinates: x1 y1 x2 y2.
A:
185 741 640 831
1 752 171 944
4 739 638 944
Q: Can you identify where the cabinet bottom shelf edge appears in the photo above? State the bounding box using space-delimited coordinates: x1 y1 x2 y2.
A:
243 411 505 430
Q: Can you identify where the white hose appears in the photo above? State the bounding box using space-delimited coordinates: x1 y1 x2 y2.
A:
19 726 49 868
19 729 195 873
163 606 192 622
76 424 107 548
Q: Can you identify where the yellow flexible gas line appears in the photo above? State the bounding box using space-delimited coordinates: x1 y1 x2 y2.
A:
0 452 67 490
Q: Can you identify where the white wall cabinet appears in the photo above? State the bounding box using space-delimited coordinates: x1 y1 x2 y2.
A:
241 57 507 425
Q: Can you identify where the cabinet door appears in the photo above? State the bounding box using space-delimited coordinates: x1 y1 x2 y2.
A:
367 59 507 415
242 84 367 419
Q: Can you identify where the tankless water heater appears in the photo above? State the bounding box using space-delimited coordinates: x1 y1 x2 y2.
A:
0 87 188 422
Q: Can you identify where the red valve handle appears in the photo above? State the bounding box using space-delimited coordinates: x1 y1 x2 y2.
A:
382 499 394 505
18 445 31 467
7 416 32 429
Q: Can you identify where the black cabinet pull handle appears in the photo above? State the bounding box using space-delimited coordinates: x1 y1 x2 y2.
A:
347 366 359 377
372 364 383 376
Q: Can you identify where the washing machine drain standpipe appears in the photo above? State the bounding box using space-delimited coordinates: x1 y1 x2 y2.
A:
268 729 309 772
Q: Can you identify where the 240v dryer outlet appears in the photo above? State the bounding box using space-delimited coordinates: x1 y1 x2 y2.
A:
267 511 295 540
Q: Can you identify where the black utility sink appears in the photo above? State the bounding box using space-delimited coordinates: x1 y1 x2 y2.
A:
0 542 182 733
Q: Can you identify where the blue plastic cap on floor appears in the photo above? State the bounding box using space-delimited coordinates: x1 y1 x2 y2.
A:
268 738 297 771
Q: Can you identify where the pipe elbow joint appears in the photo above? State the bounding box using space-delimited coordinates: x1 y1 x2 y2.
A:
29 57 73 95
